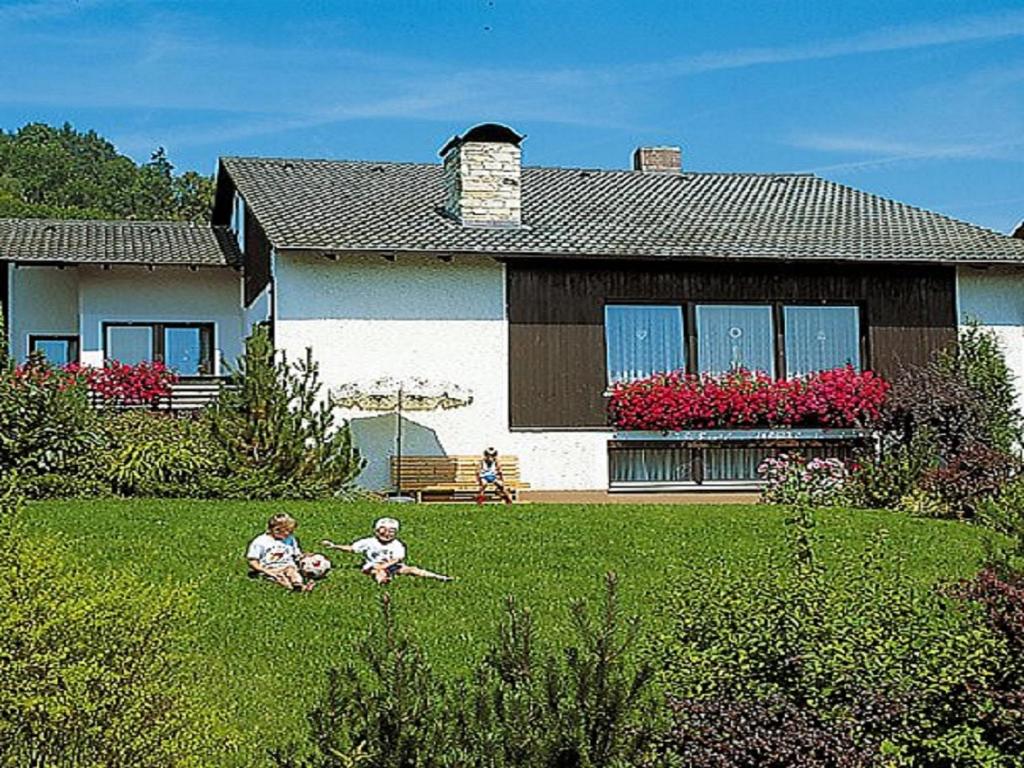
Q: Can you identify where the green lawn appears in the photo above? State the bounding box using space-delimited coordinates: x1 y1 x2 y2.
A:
23 499 996 765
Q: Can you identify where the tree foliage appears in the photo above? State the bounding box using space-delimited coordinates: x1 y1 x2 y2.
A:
205 326 364 498
0 122 213 221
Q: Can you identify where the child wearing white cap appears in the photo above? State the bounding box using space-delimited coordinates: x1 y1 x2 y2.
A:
321 517 452 584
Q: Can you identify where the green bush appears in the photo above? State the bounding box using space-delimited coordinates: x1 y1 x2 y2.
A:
206 326 364 499
0 492 227 766
99 410 223 497
0 354 100 493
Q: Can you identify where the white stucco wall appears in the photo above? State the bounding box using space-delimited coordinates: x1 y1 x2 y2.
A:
9 265 80 361
274 251 610 491
957 265 1024 406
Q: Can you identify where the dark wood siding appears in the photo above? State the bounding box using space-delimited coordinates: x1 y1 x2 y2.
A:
243 206 272 307
508 259 957 429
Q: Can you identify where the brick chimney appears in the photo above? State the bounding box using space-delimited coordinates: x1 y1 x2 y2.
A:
440 123 524 228
633 146 682 173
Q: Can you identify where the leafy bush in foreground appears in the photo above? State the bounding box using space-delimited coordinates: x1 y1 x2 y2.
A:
0 492 225 766
653 505 1017 766
275 574 654 768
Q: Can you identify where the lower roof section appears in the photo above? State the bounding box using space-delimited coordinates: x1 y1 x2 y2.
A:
0 218 242 268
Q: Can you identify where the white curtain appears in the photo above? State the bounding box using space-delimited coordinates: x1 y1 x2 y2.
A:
609 447 694 482
696 305 774 375
784 306 860 375
604 305 685 383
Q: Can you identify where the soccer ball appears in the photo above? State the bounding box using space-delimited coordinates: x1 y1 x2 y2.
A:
300 553 332 579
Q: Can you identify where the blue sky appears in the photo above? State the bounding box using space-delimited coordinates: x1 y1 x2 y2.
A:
1 0 1023 232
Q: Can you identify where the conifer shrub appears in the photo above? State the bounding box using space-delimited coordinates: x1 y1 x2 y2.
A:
275 575 655 768
205 326 364 498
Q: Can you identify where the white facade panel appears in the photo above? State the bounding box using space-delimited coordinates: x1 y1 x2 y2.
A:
242 281 272 341
957 265 1024 406
274 251 610 491
9 265 80 361
77 266 244 372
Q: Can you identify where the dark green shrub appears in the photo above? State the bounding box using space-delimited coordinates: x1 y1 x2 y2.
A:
206 326 364 498
0 491 227 766
0 354 100 492
950 322 1024 454
950 567 1024 759
277 575 654 768
850 430 938 511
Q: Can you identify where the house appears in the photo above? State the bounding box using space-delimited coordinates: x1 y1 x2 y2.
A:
6 123 1024 491
0 218 245 406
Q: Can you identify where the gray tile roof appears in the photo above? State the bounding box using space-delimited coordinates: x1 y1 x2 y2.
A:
0 218 242 267
221 156 1024 264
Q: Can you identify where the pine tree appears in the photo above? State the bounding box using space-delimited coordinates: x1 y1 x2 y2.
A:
206 326 364 497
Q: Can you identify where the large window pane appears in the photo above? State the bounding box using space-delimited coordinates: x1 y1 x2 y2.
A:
609 446 695 483
165 327 202 376
696 305 774 375
605 305 685 383
784 306 860 375
106 326 153 365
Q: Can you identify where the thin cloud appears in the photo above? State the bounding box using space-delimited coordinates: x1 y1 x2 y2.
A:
534 9 1024 86
796 136 1024 174
0 0 105 24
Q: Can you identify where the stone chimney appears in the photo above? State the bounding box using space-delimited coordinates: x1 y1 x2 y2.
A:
440 123 524 228
632 146 682 173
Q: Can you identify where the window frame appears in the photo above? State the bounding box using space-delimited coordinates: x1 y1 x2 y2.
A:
102 321 215 376
28 334 80 366
780 303 866 377
601 299 867 383
603 303 687 385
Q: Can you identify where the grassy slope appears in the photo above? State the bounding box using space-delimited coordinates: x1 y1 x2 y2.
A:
24 499 995 765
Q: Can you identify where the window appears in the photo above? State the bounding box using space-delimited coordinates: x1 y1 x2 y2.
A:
604 305 685 383
784 306 861 376
104 323 214 375
231 192 246 253
602 301 863 384
696 304 774 376
29 335 79 366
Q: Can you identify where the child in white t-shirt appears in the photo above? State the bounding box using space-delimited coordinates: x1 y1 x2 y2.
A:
321 517 452 584
246 513 315 592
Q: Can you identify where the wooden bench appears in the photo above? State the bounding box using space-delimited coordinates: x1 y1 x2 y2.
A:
390 455 530 502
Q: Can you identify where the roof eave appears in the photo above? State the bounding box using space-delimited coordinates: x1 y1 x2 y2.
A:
271 244 1024 267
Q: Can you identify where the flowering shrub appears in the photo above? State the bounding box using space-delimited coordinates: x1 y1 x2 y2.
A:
13 360 177 406
608 366 888 431
65 361 177 405
758 453 854 506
